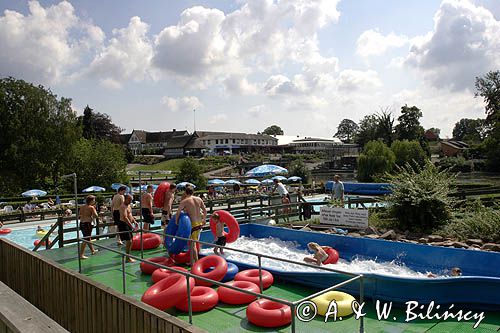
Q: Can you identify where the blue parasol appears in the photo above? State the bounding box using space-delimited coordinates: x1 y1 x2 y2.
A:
245 179 261 185
22 189 47 197
245 164 288 177
208 179 226 185
82 186 106 193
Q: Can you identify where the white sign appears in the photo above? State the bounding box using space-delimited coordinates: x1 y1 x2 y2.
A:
319 206 369 228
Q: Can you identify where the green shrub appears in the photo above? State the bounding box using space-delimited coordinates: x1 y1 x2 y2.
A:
441 201 500 243
177 158 207 189
384 161 456 232
288 159 311 183
437 156 473 172
357 140 395 182
391 140 427 169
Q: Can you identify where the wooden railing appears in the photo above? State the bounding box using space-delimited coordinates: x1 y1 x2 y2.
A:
0 239 206 333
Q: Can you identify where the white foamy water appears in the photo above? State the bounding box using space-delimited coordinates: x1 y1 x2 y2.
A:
201 236 434 278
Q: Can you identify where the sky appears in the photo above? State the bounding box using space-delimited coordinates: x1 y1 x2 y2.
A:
1 0 500 138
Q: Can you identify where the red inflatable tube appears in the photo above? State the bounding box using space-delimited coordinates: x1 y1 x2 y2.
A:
175 286 219 312
210 210 240 243
34 239 51 247
246 299 292 328
170 243 201 264
151 266 188 283
153 182 171 209
0 228 12 234
218 280 259 305
235 269 274 289
191 255 228 287
131 233 162 250
322 248 339 265
141 273 195 310
140 257 174 275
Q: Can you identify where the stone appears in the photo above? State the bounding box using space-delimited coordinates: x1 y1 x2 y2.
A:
418 238 428 244
481 243 500 252
429 242 446 247
300 226 312 231
380 230 397 240
400 239 418 244
428 235 444 242
466 239 483 246
365 226 380 235
358 231 367 236
348 233 361 237
451 242 468 249
365 234 380 239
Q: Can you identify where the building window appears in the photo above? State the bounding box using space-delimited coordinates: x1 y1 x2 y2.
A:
232 139 235 144
216 139 219 144
208 140 211 145
225 139 229 144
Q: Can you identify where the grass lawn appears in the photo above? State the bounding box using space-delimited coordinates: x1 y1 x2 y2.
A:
130 156 239 175
131 159 184 172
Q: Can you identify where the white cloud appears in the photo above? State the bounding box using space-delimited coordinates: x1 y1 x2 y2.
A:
84 16 153 89
208 113 228 124
405 0 500 91
356 29 408 57
161 96 202 112
0 1 103 84
336 69 383 92
223 73 258 95
247 105 266 118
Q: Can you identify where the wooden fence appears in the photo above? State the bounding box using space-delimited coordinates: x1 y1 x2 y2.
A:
0 239 206 333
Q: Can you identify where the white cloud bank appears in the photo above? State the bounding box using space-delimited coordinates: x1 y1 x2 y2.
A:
161 96 202 112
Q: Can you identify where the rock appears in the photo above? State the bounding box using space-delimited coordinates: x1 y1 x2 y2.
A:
470 244 481 249
348 232 361 237
418 238 429 244
358 231 366 236
428 235 444 242
400 239 418 244
481 243 500 252
380 230 397 240
451 242 468 249
429 242 446 247
366 234 380 239
466 239 483 246
300 226 312 231
365 226 380 235
443 241 455 247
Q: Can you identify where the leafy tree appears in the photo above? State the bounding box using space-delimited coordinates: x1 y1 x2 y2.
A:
79 105 122 143
375 108 395 146
288 159 311 183
384 161 456 232
334 119 359 143
391 140 428 169
395 105 424 141
70 139 128 190
357 140 395 182
262 125 284 136
355 115 379 147
177 158 207 188
0 77 81 195
452 118 487 142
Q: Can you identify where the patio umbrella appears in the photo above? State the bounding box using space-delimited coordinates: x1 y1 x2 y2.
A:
225 179 242 185
133 184 158 193
245 164 288 177
261 179 274 185
208 179 226 185
272 175 288 181
177 182 196 189
111 183 130 193
22 189 47 197
245 179 261 185
82 186 106 193
287 176 302 183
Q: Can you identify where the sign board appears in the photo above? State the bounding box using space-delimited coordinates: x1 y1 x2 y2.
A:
319 206 369 229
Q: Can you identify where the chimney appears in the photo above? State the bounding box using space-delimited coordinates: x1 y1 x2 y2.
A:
173 129 176 133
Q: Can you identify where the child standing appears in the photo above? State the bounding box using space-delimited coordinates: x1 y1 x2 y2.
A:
212 212 226 255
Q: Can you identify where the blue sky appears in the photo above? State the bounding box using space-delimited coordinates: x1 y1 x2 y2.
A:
1 0 499 137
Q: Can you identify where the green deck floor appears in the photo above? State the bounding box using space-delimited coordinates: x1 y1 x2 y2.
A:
40 240 500 333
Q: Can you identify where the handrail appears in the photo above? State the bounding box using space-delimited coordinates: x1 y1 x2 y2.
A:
32 222 59 251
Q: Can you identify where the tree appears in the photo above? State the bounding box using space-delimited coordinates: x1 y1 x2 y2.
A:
452 118 487 142
177 158 207 189
0 77 81 195
395 105 424 141
357 140 395 182
334 119 359 143
288 159 311 183
262 125 284 136
390 140 428 169
375 108 395 146
355 115 379 147
79 105 122 142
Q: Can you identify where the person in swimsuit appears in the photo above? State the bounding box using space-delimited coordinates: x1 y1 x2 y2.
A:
79 195 99 259
212 212 226 255
303 242 331 266
141 185 155 230
118 194 136 263
161 183 176 238
111 186 127 245
175 185 207 264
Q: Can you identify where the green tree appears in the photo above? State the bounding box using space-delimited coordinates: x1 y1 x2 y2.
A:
384 161 456 232
177 158 207 189
375 108 395 146
0 77 81 195
79 105 122 143
391 140 428 169
334 119 359 143
452 118 487 142
262 125 284 136
288 159 311 183
70 139 128 190
357 140 395 182
355 115 379 147
395 105 424 141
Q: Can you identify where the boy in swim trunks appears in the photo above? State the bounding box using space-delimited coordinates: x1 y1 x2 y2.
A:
118 194 137 263
212 212 226 255
141 185 155 230
111 186 127 245
303 242 331 266
175 185 207 264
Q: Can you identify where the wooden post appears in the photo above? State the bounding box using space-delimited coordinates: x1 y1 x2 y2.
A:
57 216 64 248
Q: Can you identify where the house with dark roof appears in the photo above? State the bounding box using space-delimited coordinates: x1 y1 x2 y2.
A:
193 131 278 155
124 129 189 154
440 140 469 157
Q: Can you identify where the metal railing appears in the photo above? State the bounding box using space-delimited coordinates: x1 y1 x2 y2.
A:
77 226 365 333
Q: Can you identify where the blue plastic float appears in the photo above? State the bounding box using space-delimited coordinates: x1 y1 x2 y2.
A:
165 213 191 254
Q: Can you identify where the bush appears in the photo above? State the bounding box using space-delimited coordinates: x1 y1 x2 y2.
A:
391 140 427 169
177 158 207 189
357 140 395 182
437 156 473 172
441 201 500 243
288 159 311 183
384 161 456 232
